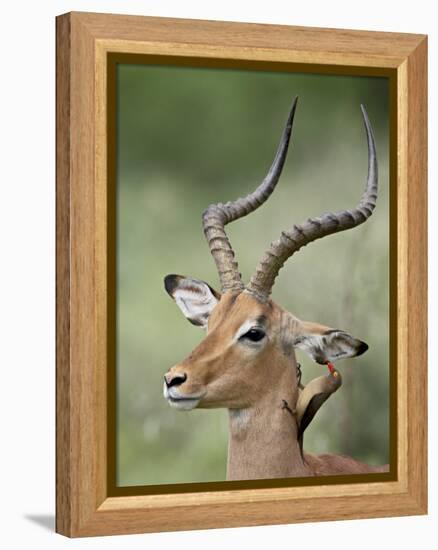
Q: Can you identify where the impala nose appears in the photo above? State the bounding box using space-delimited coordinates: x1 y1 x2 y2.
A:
164 372 187 388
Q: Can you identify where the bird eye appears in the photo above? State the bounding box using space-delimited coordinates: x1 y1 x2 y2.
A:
241 328 265 342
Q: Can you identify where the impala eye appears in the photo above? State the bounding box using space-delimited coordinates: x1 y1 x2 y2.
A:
241 328 266 342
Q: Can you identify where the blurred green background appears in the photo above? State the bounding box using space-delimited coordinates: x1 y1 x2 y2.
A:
116 63 390 487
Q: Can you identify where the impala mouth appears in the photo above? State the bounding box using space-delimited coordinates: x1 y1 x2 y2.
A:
163 384 202 411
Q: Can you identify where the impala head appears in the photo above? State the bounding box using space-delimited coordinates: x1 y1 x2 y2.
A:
163 98 377 413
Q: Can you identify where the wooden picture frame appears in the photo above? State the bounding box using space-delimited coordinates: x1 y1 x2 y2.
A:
56 11 427 537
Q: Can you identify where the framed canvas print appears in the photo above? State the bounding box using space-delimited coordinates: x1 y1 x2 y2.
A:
56 12 427 537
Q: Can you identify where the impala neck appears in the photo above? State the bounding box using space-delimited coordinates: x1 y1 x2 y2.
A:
226 360 310 480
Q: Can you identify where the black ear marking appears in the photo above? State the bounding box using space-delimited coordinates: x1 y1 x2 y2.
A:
164 274 221 301
163 275 220 329
164 274 183 297
295 326 369 364
187 317 203 327
356 341 369 356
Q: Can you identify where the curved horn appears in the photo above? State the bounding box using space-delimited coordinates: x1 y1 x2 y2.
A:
202 97 298 292
247 105 378 300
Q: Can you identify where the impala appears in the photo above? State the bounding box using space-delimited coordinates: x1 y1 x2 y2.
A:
163 98 388 480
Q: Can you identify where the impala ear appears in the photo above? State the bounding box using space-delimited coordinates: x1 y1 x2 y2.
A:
164 274 220 328
294 321 368 364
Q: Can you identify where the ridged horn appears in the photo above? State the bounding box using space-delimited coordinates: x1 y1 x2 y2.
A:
246 105 378 300
202 97 298 292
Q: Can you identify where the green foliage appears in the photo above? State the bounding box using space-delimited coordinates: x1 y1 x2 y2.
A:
116 63 390 486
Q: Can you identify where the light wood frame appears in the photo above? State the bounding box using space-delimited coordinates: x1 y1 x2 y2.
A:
56 11 427 537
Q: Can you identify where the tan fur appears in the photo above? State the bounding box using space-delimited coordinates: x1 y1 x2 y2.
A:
165 290 388 479
304 454 389 475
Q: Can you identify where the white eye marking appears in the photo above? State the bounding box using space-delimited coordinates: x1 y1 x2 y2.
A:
234 320 267 344
234 320 258 341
